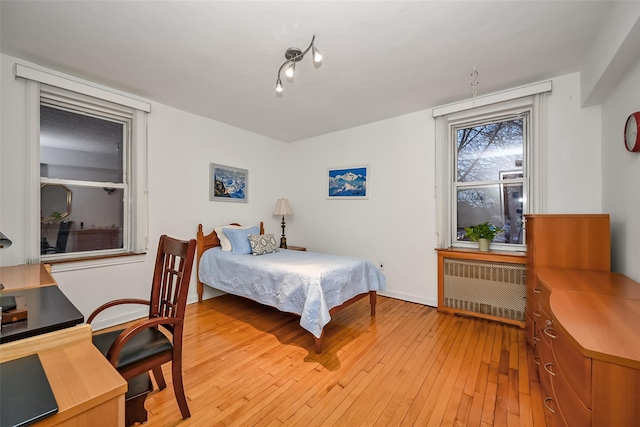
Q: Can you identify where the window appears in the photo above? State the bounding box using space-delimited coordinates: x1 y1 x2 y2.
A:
17 64 150 264
40 99 129 258
433 81 551 252
454 114 527 247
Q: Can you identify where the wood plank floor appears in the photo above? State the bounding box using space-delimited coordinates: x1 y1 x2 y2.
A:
139 295 547 427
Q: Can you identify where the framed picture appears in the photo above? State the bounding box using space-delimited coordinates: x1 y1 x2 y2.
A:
210 163 248 202
327 165 369 199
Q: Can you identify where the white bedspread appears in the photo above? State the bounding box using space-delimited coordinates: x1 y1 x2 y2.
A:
198 247 387 338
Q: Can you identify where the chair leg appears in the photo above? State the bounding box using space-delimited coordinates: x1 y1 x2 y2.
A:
172 357 190 419
152 366 167 390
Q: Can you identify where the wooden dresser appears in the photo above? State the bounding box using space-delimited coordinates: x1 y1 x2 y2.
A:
524 214 610 347
525 214 640 426
534 268 640 426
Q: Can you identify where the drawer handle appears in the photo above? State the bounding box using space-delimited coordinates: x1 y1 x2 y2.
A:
534 288 541 294
543 397 556 414
533 334 540 343
533 311 541 318
544 327 557 339
544 362 556 376
533 356 540 365
545 319 554 326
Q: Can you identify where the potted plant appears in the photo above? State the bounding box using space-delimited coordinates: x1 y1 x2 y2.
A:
464 222 503 252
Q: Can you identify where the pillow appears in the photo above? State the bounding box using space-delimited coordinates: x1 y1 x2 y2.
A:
248 233 279 256
215 225 252 251
222 226 260 255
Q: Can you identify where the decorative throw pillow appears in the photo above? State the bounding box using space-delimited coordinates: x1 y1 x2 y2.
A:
215 225 252 251
222 226 260 255
248 233 279 256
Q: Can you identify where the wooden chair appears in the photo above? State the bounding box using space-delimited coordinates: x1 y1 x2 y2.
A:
87 235 196 420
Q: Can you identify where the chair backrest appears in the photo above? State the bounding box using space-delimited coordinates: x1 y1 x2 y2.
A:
55 220 72 252
149 235 196 335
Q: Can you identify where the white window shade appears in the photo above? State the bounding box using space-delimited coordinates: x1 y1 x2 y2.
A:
15 64 150 112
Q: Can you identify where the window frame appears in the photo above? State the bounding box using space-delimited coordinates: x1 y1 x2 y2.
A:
450 110 530 252
434 84 550 253
19 64 150 267
39 96 133 261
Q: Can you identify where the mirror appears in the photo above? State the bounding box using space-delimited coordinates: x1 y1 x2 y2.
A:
41 183 72 221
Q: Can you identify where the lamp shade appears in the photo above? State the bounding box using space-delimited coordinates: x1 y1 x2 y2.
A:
273 198 294 216
0 231 12 249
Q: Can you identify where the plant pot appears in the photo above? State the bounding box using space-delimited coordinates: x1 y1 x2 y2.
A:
478 238 490 252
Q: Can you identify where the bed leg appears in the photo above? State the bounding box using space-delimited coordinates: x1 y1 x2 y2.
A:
370 291 377 315
314 332 324 354
197 280 203 303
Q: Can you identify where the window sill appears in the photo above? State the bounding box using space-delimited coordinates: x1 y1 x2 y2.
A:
48 252 147 273
435 247 526 263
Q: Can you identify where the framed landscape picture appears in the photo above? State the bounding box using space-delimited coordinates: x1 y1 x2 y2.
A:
210 163 248 202
327 165 369 199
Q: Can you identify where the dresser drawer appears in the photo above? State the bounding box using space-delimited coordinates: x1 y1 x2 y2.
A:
538 366 561 425
537 335 554 395
552 325 592 408
537 309 555 349
525 310 535 348
552 360 592 427
537 283 552 316
526 267 537 315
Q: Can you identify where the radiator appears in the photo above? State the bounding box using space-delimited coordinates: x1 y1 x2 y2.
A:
443 258 525 321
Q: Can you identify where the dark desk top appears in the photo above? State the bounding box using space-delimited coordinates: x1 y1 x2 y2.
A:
0 286 83 344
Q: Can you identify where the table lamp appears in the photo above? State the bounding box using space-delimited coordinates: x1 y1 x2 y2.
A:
273 198 293 249
0 231 12 249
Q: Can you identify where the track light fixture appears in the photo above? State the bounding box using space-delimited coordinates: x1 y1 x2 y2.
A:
275 35 322 93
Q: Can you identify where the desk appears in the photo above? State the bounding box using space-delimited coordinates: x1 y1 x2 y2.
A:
0 286 84 344
0 264 56 291
30 341 126 427
0 265 126 426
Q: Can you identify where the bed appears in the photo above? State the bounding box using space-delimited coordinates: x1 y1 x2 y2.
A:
196 223 386 353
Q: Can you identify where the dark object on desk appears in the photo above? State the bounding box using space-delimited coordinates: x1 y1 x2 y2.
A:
88 234 196 420
1 295 17 312
0 354 58 427
1 296 28 325
0 286 83 344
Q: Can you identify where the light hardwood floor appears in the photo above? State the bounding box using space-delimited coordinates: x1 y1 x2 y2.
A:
141 295 547 426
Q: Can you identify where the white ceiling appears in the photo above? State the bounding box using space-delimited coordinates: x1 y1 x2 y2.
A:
0 1 614 142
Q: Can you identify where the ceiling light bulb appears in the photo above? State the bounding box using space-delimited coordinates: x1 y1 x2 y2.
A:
285 62 295 78
276 78 283 93
312 46 323 63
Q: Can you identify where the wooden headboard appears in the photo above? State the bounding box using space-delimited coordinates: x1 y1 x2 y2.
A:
196 222 264 302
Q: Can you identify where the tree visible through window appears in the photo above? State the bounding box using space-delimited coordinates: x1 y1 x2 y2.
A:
455 115 527 246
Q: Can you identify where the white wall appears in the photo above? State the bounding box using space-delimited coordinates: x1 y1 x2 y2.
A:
543 74 603 212
286 72 602 307
0 55 288 328
601 57 640 281
0 53 607 328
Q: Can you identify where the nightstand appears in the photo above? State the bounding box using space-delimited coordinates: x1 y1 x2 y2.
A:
287 245 306 251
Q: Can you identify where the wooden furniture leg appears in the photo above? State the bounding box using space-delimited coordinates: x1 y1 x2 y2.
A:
152 365 166 390
314 332 325 354
370 291 377 315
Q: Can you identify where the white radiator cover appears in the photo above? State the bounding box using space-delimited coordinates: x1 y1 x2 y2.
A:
443 258 526 321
